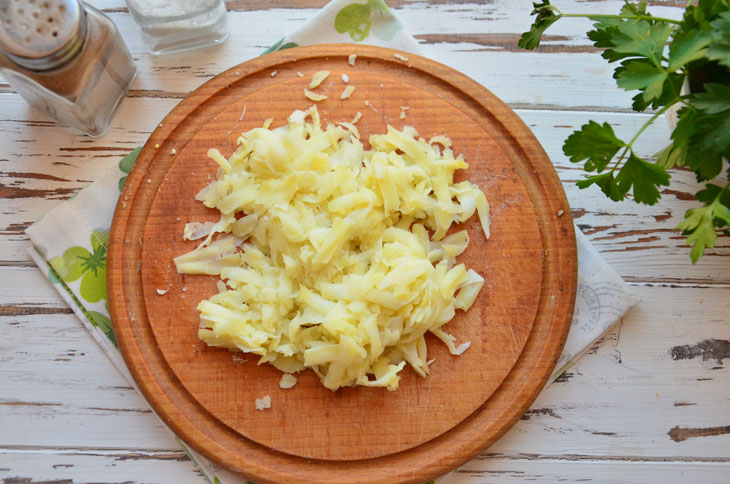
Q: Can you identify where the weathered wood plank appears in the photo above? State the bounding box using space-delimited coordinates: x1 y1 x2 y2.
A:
0 449 202 484
91 0 689 11
1 449 728 484
489 284 730 458
451 456 730 483
0 1 726 482
0 1 686 111
1 286 728 457
0 267 65 308
0 313 181 450
1 93 726 280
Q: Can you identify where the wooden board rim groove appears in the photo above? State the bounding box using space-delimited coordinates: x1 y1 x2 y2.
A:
108 44 577 484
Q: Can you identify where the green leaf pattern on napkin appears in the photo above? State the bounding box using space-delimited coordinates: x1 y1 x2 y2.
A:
335 0 400 41
119 146 141 191
262 38 300 54
50 229 109 304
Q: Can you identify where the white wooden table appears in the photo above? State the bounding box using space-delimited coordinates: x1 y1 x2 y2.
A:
1 1 729 482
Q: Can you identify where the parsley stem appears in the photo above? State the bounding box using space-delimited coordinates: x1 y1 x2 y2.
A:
609 103 674 173
611 146 632 173
626 103 673 149
559 13 682 25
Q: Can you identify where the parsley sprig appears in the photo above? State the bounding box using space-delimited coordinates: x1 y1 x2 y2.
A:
520 0 730 263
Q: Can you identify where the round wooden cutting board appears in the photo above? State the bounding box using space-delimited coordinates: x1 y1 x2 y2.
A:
108 44 577 484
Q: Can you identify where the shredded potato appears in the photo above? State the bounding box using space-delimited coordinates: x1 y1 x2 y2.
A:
309 70 330 89
175 107 490 391
304 89 327 102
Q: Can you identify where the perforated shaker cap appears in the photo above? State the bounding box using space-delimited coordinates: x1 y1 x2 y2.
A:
0 0 86 71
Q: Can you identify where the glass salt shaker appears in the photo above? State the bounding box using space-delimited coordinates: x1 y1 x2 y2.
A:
125 0 229 56
0 0 136 137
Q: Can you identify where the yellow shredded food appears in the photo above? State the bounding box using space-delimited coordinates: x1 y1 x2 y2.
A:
304 89 327 102
309 70 330 89
174 106 490 391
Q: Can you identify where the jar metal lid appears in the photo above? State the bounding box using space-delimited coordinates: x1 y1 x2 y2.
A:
0 0 86 71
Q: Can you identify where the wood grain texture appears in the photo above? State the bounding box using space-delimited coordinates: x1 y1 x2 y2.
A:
3 286 728 457
107 44 576 483
3 0 729 482
1 97 726 281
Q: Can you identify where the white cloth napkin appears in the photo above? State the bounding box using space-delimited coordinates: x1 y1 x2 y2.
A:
26 1 639 482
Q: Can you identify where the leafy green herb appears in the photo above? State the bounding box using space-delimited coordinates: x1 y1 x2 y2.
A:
520 0 730 263
678 184 730 263
518 2 561 50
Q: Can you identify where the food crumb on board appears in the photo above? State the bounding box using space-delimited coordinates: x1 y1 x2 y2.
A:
154 143 160 149
399 106 410 119
557 209 564 216
239 105 247 121
453 341 471 355
255 395 272 410
340 85 355 99
231 354 247 364
393 53 409 63
156 288 169 295
348 54 357 66
341 73 349 83
427 359 435 366
351 111 362 124
182 285 188 292
279 374 297 389
309 70 330 89
270 70 278 77
297 72 304 77
146 179 151 184
304 89 327 102
170 148 177 155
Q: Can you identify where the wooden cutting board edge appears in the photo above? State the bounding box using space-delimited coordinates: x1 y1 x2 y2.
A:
107 44 577 484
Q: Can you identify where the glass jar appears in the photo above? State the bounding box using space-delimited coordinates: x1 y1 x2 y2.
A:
0 0 136 137
125 0 229 56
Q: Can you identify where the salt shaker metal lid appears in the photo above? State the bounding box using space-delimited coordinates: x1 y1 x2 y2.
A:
0 0 86 71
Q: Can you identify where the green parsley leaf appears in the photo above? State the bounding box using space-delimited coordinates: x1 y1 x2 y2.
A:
691 110 730 161
615 59 668 102
588 23 631 63
629 73 684 112
678 184 730 263
696 183 724 203
692 83 730 113
672 107 698 147
707 11 730 67
679 204 720 263
685 88 730 179
686 150 725 182
668 29 713 70
610 20 674 66
518 1 560 50
655 143 687 169
576 172 626 202
519 0 730 262
615 152 670 205
563 121 625 171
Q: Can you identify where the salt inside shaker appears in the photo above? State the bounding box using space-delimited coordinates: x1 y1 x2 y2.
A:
125 0 229 56
0 0 136 136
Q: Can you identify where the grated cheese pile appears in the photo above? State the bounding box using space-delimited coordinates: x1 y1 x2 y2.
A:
174 107 490 391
